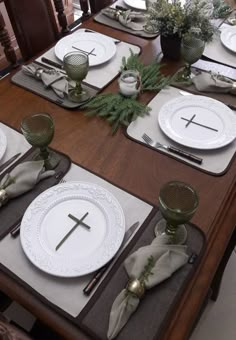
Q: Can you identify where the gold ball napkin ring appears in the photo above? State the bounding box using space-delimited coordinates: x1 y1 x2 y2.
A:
126 279 145 298
0 189 8 206
232 82 236 89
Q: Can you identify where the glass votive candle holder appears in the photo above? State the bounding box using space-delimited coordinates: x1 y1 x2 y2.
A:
118 70 141 98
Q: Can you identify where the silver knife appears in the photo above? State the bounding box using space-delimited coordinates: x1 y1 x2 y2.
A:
83 221 140 295
0 153 21 173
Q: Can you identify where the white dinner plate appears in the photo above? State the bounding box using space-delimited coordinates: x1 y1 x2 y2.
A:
54 32 117 66
124 0 146 10
0 128 7 162
220 26 236 53
20 182 125 277
158 96 236 150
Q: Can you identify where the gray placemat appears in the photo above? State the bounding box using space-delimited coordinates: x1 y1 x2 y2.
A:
0 147 71 240
203 23 236 68
80 210 205 340
126 86 236 176
11 70 98 109
0 161 153 318
36 30 141 90
94 0 158 39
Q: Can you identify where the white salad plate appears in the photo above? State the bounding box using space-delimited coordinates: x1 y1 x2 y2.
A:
220 26 236 53
158 96 236 150
0 128 7 162
20 181 125 277
124 0 146 10
54 32 117 66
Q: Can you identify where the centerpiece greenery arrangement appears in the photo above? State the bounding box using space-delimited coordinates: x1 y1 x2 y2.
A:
82 51 173 133
146 0 216 59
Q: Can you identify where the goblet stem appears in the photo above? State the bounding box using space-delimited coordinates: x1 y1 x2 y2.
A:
39 146 49 161
75 81 82 95
180 63 191 81
165 223 178 243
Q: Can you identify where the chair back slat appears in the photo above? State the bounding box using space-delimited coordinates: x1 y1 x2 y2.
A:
4 0 64 60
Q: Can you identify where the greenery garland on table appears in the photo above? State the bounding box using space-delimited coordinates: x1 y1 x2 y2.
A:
82 51 173 134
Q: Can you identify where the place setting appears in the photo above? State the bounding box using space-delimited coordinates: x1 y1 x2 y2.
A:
80 180 205 340
11 28 141 108
0 159 206 340
0 113 71 240
93 0 160 38
126 85 236 175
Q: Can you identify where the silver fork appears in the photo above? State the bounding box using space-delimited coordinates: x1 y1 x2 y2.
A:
142 133 203 165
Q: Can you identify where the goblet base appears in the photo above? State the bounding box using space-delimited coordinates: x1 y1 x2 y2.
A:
154 219 187 245
68 88 90 103
34 150 60 170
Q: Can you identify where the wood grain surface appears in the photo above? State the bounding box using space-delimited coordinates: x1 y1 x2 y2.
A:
0 16 236 340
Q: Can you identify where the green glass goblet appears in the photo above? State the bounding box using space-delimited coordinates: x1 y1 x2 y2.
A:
21 113 60 170
63 51 90 103
180 37 205 81
155 181 199 244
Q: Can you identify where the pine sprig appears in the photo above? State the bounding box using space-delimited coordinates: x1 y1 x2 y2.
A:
139 256 155 285
121 51 172 91
83 93 150 134
82 51 172 133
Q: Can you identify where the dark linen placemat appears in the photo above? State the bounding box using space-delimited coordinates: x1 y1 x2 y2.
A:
0 189 205 340
94 12 159 39
0 147 71 240
79 210 205 340
11 69 98 109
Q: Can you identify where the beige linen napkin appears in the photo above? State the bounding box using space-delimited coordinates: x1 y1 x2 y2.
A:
101 8 146 31
192 72 236 95
107 235 188 339
22 64 74 98
0 160 55 207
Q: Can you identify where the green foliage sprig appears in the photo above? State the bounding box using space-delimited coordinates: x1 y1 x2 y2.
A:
83 51 172 133
146 0 216 42
139 255 155 285
212 0 232 18
83 93 151 134
121 50 173 91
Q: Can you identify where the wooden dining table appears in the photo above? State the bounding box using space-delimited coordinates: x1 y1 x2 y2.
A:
0 15 236 340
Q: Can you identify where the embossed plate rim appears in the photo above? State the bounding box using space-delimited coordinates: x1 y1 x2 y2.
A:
220 26 236 53
158 95 236 150
54 32 117 66
20 181 125 278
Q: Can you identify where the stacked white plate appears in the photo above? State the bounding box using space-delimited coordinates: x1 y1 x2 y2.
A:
221 26 236 53
54 32 117 66
20 181 125 277
158 96 236 150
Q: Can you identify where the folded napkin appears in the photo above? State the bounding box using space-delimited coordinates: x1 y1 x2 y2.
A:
101 8 146 31
107 234 188 339
22 64 75 98
192 72 236 95
0 160 55 207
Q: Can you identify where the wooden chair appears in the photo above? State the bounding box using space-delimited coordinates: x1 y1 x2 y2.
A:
0 0 69 67
0 314 32 339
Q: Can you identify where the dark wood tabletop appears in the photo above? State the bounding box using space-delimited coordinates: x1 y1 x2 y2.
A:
0 17 236 340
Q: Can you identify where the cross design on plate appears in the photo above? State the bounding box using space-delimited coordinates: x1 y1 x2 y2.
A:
55 212 91 251
72 46 96 56
181 114 218 132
